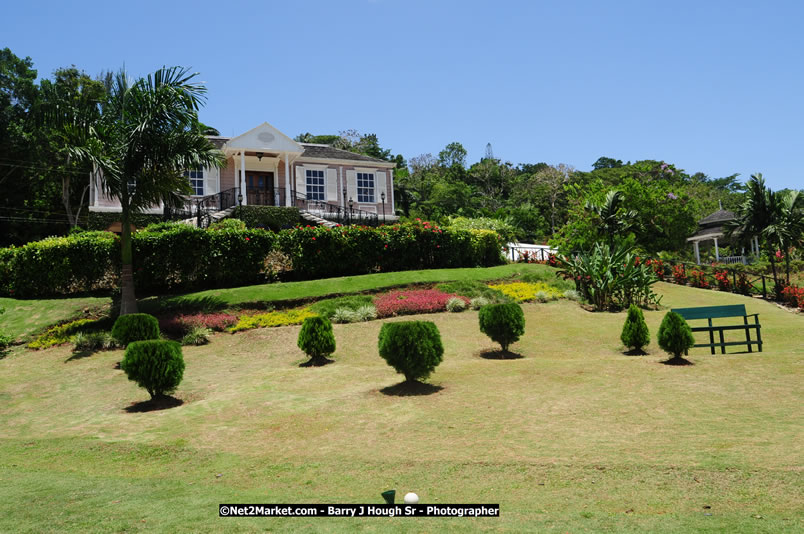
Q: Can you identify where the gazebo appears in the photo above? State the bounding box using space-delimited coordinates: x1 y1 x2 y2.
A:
687 203 753 264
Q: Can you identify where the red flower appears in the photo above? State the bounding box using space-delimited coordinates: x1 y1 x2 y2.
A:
311 237 316 241
245 237 250 241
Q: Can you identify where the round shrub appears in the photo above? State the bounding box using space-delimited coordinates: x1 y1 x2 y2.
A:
121 340 185 399
112 313 160 346
657 311 695 360
297 316 336 365
620 304 650 352
478 302 525 352
378 321 444 382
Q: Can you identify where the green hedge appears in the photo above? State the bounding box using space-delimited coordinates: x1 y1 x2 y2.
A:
0 221 504 298
236 206 301 231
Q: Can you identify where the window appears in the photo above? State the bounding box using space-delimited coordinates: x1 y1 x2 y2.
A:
357 172 375 203
185 168 204 196
306 169 325 200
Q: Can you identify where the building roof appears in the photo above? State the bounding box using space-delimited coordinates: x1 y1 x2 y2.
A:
698 207 735 226
206 137 393 165
298 143 390 164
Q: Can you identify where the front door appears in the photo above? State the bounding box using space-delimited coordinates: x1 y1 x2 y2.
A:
246 171 275 206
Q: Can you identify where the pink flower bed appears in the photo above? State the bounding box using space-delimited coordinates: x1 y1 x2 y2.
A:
158 312 238 335
375 289 469 317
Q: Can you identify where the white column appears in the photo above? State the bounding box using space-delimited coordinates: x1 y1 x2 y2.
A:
714 237 720 262
390 168 396 215
694 241 701 265
284 155 291 207
240 151 247 206
754 236 760 256
338 166 343 207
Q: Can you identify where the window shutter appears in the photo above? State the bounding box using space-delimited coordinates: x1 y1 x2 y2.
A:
375 171 386 201
346 170 357 202
205 167 218 195
326 168 338 201
295 166 306 195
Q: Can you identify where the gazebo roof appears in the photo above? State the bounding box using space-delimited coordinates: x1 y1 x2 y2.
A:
698 206 735 226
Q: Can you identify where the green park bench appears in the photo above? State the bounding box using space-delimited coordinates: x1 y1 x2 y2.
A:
671 304 762 354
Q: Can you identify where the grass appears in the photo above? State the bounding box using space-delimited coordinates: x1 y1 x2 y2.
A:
0 281 801 532
140 263 560 313
0 295 109 341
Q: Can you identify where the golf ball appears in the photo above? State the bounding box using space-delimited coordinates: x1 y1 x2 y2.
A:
404 492 419 504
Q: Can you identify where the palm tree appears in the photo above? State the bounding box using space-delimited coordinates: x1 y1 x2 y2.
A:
586 190 637 246
71 66 224 315
766 190 804 284
727 174 804 292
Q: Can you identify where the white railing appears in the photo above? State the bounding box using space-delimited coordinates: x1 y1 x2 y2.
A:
719 255 747 265
506 243 556 262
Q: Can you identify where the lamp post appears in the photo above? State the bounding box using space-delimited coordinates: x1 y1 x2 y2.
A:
237 191 243 220
381 191 386 223
348 197 354 224
342 187 347 224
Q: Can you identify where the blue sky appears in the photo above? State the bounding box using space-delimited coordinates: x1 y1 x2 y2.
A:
5 0 803 190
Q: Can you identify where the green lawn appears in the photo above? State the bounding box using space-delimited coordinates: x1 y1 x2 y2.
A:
0 279 801 532
141 262 560 312
0 295 109 341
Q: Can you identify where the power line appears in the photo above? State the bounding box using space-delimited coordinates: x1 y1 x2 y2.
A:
0 161 95 176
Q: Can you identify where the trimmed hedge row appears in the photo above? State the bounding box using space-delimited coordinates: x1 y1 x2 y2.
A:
0 222 504 298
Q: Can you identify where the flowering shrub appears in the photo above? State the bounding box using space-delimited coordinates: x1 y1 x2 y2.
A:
159 313 238 336
672 264 688 285
228 308 317 332
487 282 563 303
735 271 753 295
374 289 469 317
28 318 98 349
781 284 804 310
713 270 731 291
556 243 660 311
643 258 665 280
689 269 710 289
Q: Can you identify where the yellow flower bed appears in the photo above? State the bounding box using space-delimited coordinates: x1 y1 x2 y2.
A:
27 318 96 349
487 282 563 303
228 308 317 333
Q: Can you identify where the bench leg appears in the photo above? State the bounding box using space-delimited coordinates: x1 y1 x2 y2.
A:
755 316 762 352
719 329 726 354
743 316 752 353
708 318 715 355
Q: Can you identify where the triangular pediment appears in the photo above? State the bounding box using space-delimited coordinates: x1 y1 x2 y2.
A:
225 122 303 153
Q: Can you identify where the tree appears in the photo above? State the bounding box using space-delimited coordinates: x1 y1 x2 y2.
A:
438 142 467 169
585 190 637 246
657 312 695 364
36 67 106 227
765 189 804 285
620 304 650 353
532 163 573 235
592 156 624 170
478 302 525 353
378 321 444 383
71 66 224 315
297 316 336 366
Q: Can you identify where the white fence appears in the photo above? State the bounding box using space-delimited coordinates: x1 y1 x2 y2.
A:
506 243 557 262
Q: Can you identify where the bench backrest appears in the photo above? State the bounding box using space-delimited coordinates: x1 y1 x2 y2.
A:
671 305 747 320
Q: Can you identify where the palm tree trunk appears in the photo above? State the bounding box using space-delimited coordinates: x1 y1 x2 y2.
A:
119 197 138 315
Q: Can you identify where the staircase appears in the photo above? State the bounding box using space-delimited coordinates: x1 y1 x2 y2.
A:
300 210 339 228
